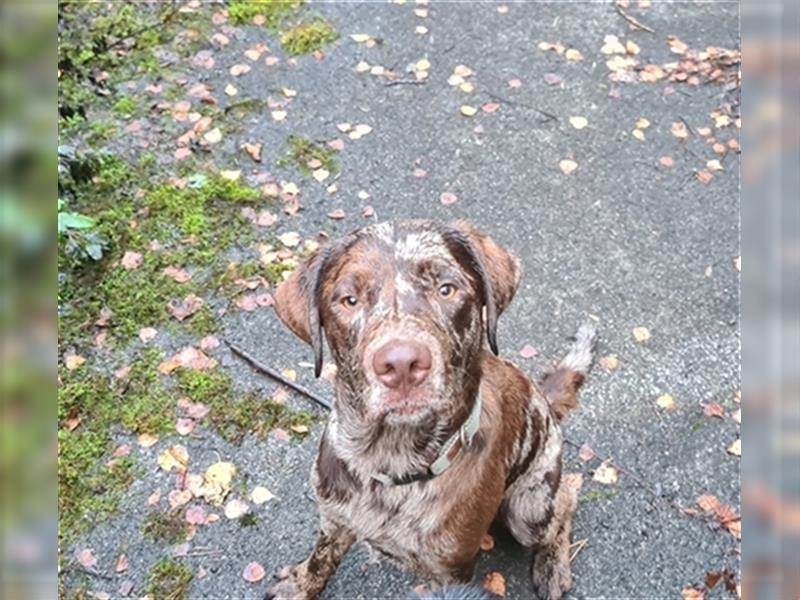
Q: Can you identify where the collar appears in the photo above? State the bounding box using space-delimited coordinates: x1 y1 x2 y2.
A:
371 394 483 486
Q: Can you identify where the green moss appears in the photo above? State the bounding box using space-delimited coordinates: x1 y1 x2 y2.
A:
240 513 259 528
228 0 301 27
143 511 189 545
579 489 616 503
147 559 193 600
113 96 136 117
281 135 339 176
280 18 338 55
57 348 174 546
176 369 315 444
182 304 219 337
264 260 295 284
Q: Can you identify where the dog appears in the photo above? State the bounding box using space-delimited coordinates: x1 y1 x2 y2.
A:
268 220 595 599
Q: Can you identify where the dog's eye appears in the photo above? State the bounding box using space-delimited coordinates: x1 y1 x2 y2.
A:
341 295 358 307
438 284 456 298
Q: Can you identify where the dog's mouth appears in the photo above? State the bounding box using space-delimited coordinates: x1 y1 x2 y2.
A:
375 388 439 422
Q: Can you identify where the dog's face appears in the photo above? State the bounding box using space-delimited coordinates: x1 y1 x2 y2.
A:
274 220 520 427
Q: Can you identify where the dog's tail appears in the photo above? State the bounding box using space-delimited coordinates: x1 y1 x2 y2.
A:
540 322 597 421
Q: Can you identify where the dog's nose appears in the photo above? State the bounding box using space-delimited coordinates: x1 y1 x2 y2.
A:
372 340 432 390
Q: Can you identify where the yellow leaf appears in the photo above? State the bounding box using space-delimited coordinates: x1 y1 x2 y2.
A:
65 354 86 371
460 105 478 117
635 117 650 129
569 116 588 130
632 129 645 141
415 58 431 71
592 461 619 485
565 48 583 61
349 33 371 43
559 159 578 175
205 461 236 488
598 355 619 370
251 486 275 505
632 326 651 342
727 439 741 457
157 444 188 473
459 81 474 93
291 424 309 434
656 394 677 411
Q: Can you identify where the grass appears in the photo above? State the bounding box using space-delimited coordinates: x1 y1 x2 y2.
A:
147 559 194 600
113 97 136 118
281 135 339 175
280 18 338 55
228 0 301 28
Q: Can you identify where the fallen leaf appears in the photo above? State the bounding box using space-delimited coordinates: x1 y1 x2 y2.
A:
578 444 595 462
168 489 193 509
734 256 741 272
64 354 86 371
509 78 522 88
278 231 301 248
667 35 689 55
483 572 506 597
137 433 159 448
350 33 371 43
703 403 724 418
632 326 651 342
460 105 478 117
626 40 640 55
179 398 210 420
163 266 191 283
362 206 375 218
480 533 495 551
357 190 371 200
224 498 250 519
706 159 723 172
681 587 705 600
271 110 287 121
312 168 330 182
158 346 217 374
229 64 251 76
519 344 538 358
221 169 241 181
242 143 262 162
543 72 563 86
203 127 223 144
175 147 193 161
632 129 645 141
75 548 97 569
696 169 714 185
732 408 741 424
598 355 619 370
659 156 675 168
251 486 275 505
481 102 500 114
569 116 588 130
592 461 619 485
328 209 346 220
225 84 238 96
727 439 741 456
565 48 583 61
440 192 458 206
291 424 309 434
348 124 372 139
167 294 204 321
121 251 143 270
157 444 188 473
671 121 689 139
185 505 207 525
656 394 677 411
206 462 236 490
559 159 578 175
459 81 474 93
176 418 195 436
242 561 266 583
147 489 161 505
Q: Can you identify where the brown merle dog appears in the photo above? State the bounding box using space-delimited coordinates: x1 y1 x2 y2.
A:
268 220 595 599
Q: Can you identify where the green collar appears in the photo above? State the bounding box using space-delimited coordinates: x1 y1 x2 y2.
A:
371 394 483 486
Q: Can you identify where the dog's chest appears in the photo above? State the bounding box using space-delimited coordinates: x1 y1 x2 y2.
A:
320 480 459 573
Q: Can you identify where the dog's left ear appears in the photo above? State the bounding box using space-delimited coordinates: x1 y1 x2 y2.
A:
274 247 334 377
448 221 521 354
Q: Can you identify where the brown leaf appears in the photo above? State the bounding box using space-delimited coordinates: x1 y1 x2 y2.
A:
64 354 86 371
147 489 161 505
199 336 220 351
659 156 675 168
176 418 195 436
481 102 500 114
242 143 262 162
519 344 538 359
229 64 251 76
578 444 595 462
565 48 583 61
543 73 563 86
483 572 506 597
592 461 619 485
178 397 210 420
670 121 689 139
705 570 722 589
703 403 724 418
157 444 188 473
168 294 204 321
242 561 266 583
656 394 677 411
185 505 207 525
696 169 714 185
158 346 217 374
75 548 97 569
121 251 143 270
328 209 346 220
681 587 704 600
137 432 159 448
362 206 375 218
168 489 192 509
163 266 191 283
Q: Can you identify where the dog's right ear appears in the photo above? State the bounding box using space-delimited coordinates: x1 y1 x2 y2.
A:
274 247 331 377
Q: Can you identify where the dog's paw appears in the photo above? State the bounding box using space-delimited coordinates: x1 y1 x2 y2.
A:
264 565 314 600
531 553 571 600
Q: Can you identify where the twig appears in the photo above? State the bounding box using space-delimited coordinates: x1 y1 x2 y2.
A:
224 340 332 410
614 3 655 34
569 537 589 562
385 78 427 87
485 92 558 122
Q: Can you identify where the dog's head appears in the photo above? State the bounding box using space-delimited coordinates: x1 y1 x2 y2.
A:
274 220 520 426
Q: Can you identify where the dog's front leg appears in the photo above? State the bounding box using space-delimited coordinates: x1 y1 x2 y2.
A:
266 518 355 600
